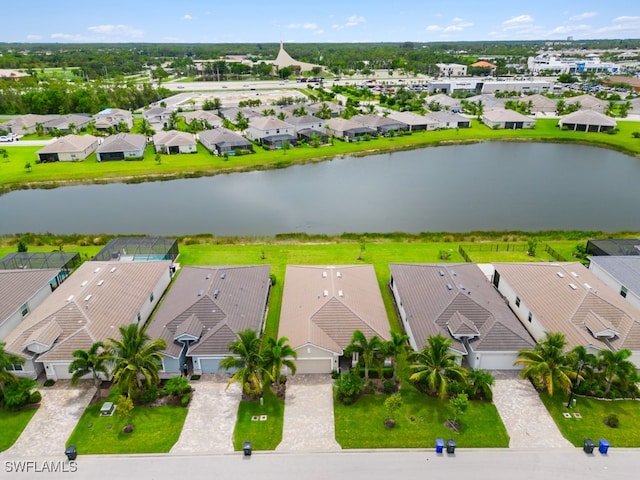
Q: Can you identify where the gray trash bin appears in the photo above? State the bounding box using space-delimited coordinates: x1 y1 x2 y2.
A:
64 445 77 461
446 439 456 454
583 438 595 454
243 441 252 456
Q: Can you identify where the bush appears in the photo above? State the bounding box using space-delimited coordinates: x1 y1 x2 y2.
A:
3 378 37 411
383 380 396 394
131 385 158 405
163 376 192 397
604 414 619 428
190 374 201 381
180 393 191 407
342 396 353 406
44 379 55 387
334 371 365 401
28 391 42 404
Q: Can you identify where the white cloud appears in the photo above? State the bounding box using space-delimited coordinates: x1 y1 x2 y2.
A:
182 14 193 20
426 18 472 35
502 15 534 30
287 22 318 30
314 29 325 35
87 24 144 38
570 12 597 21
333 15 366 29
597 15 640 35
51 33 92 41
425 25 442 32
26 34 42 41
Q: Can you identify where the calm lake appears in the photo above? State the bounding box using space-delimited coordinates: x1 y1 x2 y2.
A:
1 142 639 236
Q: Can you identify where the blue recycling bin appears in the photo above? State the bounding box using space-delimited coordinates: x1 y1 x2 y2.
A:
435 438 444 454
598 439 609 454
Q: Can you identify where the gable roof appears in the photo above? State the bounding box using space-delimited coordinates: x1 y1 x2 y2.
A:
589 256 640 295
198 128 252 148
279 265 390 354
482 109 533 122
387 111 439 126
564 94 608 110
97 133 146 153
559 110 617 127
152 130 196 146
390 263 534 353
351 114 408 129
37 135 98 154
249 116 293 130
0 269 60 325
4 260 172 361
146 265 271 358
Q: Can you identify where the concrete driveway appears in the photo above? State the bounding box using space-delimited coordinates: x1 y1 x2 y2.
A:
0 381 95 458
170 376 241 455
276 375 341 452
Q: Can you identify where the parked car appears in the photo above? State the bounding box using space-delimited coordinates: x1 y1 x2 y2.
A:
0 135 14 142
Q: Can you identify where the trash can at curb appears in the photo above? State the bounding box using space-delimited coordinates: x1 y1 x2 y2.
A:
64 445 77 461
583 438 595 454
243 441 252 456
598 439 610 454
435 438 444 454
446 439 456 454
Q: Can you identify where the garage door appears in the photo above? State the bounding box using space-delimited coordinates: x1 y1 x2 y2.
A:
53 364 72 380
295 359 332 374
199 359 222 374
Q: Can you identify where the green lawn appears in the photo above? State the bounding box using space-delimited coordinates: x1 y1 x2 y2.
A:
0 407 38 452
540 392 640 447
66 389 187 454
334 380 509 448
232 388 284 451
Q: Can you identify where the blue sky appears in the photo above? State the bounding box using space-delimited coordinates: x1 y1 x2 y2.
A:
3 0 639 43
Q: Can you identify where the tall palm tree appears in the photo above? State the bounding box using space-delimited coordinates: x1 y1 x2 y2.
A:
220 328 264 397
68 341 110 398
262 336 297 387
382 330 410 379
514 331 575 396
106 323 167 398
408 334 467 400
0 342 24 396
597 349 637 396
567 345 596 384
344 330 382 381
467 369 495 401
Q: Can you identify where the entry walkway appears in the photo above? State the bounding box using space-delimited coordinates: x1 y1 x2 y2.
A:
276 375 341 452
491 370 572 449
170 376 241 454
0 381 95 458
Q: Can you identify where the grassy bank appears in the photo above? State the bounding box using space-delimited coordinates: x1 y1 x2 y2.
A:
2 118 639 194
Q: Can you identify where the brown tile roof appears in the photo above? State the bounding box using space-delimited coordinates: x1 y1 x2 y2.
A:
4 261 171 361
279 265 390 354
0 269 60 325
146 265 271 358
492 262 640 352
37 135 98 154
390 263 534 353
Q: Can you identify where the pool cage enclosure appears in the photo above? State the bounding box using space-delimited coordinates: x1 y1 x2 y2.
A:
92 237 179 262
0 251 81 272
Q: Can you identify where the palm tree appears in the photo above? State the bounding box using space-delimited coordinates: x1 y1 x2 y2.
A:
467 369 495 401
596 349 637 396
106 323 167 398
68 341 110 398
567 345 596 383
514 331 575 396
344 330 382 381
220 328 264 397
382 330 410 379
316 103 333 120
0 342 24 396
262 336 297 387
408 334 467 400
137 118 155 137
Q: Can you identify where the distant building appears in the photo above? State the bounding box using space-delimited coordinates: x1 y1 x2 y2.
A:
527 54 620 75
272 42 324 74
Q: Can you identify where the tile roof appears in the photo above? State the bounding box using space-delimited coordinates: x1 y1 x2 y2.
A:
482 109 534 122
0 270 60 325
37 135 98 154
559 110 617 127
97 133 146 153
152 130 196 146
198 128 251 147
589 256 640 295
249 116 294 130
279 265 390 354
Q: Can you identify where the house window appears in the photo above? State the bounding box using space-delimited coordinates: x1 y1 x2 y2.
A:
515 297 521 307
528 312 533 323
150 292 154 303
9 363 23 371
21 303 29 318
620 286 627 298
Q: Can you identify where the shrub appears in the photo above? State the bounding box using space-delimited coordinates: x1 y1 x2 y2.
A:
28 391 42 404
383 380 396 394
131 385 158 405
117 395 134 418
334 371 365 401
3 378 37 410
44 379 55 387
342 396 353 406
190 374 201 381
605 414 619 428
181 393 191 407
163 376 192 397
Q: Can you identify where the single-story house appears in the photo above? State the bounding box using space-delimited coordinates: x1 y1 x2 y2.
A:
246 117 296 147
492 262 640 368
588 256 640 312
351 114 409 135
146 265 271 376
218 107 261 122
279 265 390 374
36 134 99 162
325 118 377 140
464 94 506 112
482 109 536 129
558 110 617 132
425 111 471 129
3 260 173 380
96 133 146 161
153 130 197 154
143 106 172 129
6 114 58 135
94 108 134 131
198 128 254 155
425 93 462 112
586 239 640 257
564 94 608 113
526 94 558 114
387 111 439 131
41 114 92 134
306 102 345 118
285 115 326 134
389 263 534 370
181 110 223 129
0 269 62 341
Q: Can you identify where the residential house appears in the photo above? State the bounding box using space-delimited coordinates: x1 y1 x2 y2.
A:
94 108 134 131
492 262 640 368
525 94 558 114
306 102 345 118
153 130 197 154
389 263 535 370
96 133 147 161
425 111 471 129
351 114 409 135
146 265 271 376
588 256 640 312
245 117 297 148
425 93 462 112
143 106 172 130
6 114 57 136
278 265 390 374
199 128 254 155
558 110 617 132
387 111 439 131
0 269 62 341
218 107 261 122
285 115 328 143
464 94 506 112
181 110 223 129
325 117 376 140
3 260 173 380
41 114 92 134
36 134 99 162
564 94 608 113
482 109 536 129
586 239 640 257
